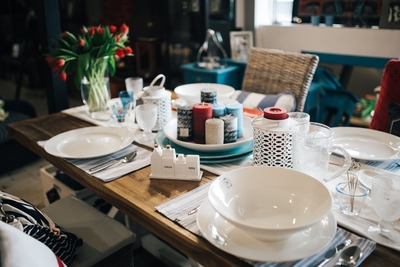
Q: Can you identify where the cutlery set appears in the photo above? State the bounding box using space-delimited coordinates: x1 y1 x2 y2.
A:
316 239 363 267
89 150 137 174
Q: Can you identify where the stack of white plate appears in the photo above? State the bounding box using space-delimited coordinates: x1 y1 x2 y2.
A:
196 166 337 262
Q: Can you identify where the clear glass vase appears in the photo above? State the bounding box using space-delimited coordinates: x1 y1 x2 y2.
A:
80 57 111 120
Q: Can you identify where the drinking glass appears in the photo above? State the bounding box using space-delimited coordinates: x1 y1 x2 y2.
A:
125 77 143 96
287 112 310 124
291 122 351 182
119 91 134 109
368 173 400 244
111 101 127 122
135 104 158 143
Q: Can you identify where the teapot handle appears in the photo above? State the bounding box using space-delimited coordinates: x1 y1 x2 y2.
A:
150 74 166 88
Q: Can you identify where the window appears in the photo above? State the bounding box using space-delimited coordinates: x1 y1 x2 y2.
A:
255 0 294 26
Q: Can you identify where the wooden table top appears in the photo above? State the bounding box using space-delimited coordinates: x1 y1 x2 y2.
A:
7 112 400 267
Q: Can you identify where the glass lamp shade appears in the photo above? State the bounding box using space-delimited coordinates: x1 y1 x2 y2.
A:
196 29 227 69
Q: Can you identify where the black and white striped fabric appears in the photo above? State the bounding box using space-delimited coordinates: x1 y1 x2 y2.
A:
230 90 297 112
0 191 82 265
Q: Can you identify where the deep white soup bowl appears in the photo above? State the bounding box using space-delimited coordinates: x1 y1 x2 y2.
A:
208 166 333 242
174 83 235 106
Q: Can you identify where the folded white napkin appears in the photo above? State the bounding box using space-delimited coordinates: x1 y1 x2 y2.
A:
68 145 151 182
155 182 376 267
38 141 151 182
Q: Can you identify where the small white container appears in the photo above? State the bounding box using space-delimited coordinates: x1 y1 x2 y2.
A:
186 155 200 178
252 107 298 168
161 145 176 177
150 144 163 177
174 154 187 179
141 74 171 131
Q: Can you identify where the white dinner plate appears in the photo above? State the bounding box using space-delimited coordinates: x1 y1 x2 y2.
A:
196 198 336 262
332 127 400 161
44 126 134 159
163 117 253 152
155 131 253 160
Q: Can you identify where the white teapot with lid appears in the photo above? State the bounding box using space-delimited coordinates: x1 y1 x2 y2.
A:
140 74 172 131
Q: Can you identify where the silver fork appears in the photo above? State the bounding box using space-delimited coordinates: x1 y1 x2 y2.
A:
89 150 137 174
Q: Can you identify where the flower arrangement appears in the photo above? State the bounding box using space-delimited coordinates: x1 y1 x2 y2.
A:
45 24 132 86
44 24 133 114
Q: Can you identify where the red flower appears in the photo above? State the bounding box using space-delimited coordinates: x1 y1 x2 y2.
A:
56 59 65 67
78 39 85 46
116 49 125 58
124 46 133 55
115 36 120 42
97 27 104 36
45 56 54 64
109 25 117 33
88 26 96 36
119 23 129 34
58 71 67 81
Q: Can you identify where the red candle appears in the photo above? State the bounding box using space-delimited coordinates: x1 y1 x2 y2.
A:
192 102 213 144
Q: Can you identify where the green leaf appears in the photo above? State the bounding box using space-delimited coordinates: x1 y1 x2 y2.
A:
59 48 79 57
57 37 71 49
108 57 116 76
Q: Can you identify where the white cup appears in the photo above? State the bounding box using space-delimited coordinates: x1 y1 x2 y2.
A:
125 77 143 95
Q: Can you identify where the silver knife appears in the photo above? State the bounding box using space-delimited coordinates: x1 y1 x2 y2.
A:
89 152 133 174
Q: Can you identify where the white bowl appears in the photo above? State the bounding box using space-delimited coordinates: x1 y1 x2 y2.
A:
208 166 332 242
174 83 235 105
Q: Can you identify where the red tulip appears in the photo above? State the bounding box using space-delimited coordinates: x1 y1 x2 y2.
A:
45 56 54 65
78 39 85 46
52 66 60 73
120 23 129 34
109 25 117 33
88 26 96 36
97 27 104 36
116 49 125 58
59 71 67 81
115 36 120 42
55 59 65 67
124 46 133 55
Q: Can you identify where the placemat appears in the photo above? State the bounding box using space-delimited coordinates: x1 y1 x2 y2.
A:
156 182 376 267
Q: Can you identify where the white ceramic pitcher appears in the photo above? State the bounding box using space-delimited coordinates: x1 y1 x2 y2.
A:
140 74 171 131
291 122 351 183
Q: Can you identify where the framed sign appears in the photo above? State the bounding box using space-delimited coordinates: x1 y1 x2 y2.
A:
292 0 382 27
230 31 253 61
379 0 400 29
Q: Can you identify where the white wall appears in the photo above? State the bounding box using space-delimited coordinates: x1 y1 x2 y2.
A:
255 24 400 58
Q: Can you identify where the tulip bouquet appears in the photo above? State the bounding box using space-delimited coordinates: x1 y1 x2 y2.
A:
45 24 133 113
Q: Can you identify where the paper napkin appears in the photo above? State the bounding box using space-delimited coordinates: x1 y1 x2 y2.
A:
38 141 151 182
68 144 151 182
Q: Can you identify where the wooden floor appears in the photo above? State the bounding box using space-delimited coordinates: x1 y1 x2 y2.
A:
0 158 49 207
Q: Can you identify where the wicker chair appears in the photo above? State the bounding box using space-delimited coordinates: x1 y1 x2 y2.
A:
241 48 319 112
